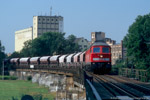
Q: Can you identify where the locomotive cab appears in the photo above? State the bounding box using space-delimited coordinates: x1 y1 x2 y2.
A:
85 42 111 74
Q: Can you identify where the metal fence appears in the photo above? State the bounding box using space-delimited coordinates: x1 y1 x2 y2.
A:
118 68 150 82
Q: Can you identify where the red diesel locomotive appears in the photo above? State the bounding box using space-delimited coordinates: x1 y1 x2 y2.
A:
85 41 111 74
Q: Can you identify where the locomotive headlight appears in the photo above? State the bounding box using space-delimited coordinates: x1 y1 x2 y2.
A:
100 55 103 58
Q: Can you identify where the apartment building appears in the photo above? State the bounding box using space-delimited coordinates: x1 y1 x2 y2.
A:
74 37 89 51
33 16 63 39
105 38 116 46
15 15 63 52
111 41 127 65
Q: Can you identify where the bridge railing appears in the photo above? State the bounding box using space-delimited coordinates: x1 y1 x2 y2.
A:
119 68 150 82
84 71 102 100
85 79 102 100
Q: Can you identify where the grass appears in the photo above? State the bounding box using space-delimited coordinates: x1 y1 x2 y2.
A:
0 80 54 100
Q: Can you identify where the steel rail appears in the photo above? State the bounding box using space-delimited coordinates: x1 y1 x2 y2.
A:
87 72 120 97
86 71 116 99
106 75 150 95
93 74 138 98
86 79 102 100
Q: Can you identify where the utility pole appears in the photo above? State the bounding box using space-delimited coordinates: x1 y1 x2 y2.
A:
2 60 4 80
65 74 67 100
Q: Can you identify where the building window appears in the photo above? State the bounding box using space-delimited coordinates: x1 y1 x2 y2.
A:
114 53 115 56
47 19 49 21
84 45 87 48
92 34 95 38
39 18 40 21
43 18 45 21
79 45 82 48
82 40 84 42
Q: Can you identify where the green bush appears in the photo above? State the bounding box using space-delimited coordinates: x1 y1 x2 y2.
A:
33 94 43 100
11 97 19 100
10 76 18 80
27 76 32 81
110 66 119 75
0 76 17 80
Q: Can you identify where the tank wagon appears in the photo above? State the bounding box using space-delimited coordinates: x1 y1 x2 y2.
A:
10 41 111 74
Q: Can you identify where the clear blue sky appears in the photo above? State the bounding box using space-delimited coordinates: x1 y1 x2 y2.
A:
0 0 150 53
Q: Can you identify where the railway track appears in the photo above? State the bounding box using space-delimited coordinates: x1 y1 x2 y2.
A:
106 75 150 96
86 72 150 100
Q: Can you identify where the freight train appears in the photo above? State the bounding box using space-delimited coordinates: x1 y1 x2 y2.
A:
10 41 111 74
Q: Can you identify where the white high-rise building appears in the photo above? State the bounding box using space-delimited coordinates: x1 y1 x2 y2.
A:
33 16 63 39
15 15 64 52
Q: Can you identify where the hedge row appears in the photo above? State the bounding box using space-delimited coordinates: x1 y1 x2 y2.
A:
0 76 17 80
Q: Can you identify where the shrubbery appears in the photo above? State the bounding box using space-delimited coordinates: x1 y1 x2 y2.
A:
0 76 17 80
27 76 32 81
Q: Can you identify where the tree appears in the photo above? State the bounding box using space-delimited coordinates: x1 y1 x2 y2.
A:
9 51 22 58
0 41 5 52
64 34 80 54
0 40 6 74
20 32 80 57
123 13 150 69
21 40 34 57
67 34 76 42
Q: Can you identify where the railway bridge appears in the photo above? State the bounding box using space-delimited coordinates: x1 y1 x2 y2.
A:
9 68 150 100
9 68 86 100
